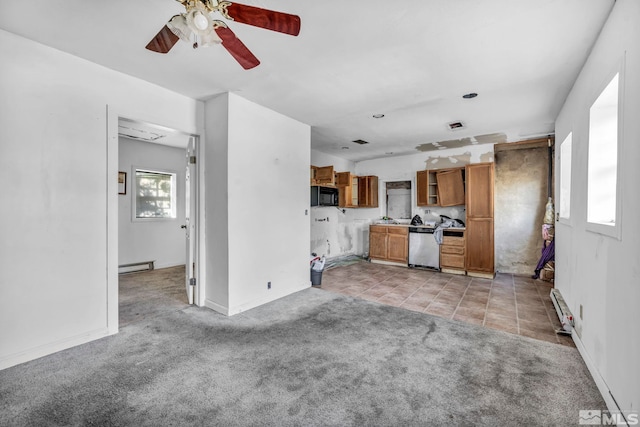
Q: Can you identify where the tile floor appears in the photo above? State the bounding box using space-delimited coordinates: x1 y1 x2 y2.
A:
319 260 574 347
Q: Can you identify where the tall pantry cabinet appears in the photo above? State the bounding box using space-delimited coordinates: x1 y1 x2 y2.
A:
465 163 495 278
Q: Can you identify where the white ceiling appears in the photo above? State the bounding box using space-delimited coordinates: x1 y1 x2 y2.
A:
0 0 615 161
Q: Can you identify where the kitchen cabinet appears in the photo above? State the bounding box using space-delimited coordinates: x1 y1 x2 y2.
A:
440 230 466 275
369 225 408 265
336 171 351 187
358 176 378 208
416 170 438 206
417 168 464 207
311 165 335 186
465 162 494 278
337 173 378 208
436 168 465 206
336 172 355 208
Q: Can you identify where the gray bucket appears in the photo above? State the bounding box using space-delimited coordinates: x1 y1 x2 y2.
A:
310 269 323 286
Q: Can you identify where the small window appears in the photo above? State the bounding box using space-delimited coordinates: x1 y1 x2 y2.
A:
587 72 619 234
559 133 572 220
133 169 177 219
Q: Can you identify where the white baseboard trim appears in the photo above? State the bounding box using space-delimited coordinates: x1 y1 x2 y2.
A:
0 327 113 371
204 299 229 316
228 284 310 316
572 331 619 414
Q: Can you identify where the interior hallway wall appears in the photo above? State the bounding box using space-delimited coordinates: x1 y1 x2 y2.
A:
0 29 202 370
205 93 311 315
494 145 550 275
554 0 639 414
118 138 186 269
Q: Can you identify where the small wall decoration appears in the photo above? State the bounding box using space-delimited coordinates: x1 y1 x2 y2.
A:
118 171 127 195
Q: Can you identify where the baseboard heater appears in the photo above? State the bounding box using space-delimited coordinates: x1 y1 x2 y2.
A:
118 260 155 274
550 289 574 335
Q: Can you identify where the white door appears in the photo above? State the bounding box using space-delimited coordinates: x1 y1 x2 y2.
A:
184 136 198 305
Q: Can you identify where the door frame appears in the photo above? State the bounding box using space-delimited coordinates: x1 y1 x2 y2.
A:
106 106 203 334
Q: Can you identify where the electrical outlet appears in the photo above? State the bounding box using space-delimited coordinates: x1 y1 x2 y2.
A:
425 209 430 214
267 281 271 290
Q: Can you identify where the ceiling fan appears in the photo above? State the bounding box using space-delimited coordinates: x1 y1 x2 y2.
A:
146 0 301 70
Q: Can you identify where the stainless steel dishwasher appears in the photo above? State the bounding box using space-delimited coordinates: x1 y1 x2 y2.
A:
408 227 440 270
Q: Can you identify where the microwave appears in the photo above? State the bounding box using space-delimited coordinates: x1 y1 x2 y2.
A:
311 186 339 206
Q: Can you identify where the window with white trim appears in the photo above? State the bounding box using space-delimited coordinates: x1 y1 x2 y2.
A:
559 133 572 220
133 169 177 219
587 72 619 233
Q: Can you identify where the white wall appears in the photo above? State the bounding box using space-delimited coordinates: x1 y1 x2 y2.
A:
0 30 202 369
118 139 186 269
205 93 311 315
554 0 639 415
311 149 355 173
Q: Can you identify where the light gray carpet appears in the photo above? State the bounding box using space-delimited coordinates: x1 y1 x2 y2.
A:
0 288 604 426
119 265 188 327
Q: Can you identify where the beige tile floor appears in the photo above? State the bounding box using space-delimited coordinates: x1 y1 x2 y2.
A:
319 260 574 347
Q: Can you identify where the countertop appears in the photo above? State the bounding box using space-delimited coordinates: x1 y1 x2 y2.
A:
370 223 466 231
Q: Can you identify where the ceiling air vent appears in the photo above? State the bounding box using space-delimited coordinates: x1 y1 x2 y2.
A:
118 125 166 142
447 121 465 131
352 139 370 145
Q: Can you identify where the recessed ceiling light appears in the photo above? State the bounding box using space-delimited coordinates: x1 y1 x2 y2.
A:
462 93 478 99
352 139 369 145
372 114 385 119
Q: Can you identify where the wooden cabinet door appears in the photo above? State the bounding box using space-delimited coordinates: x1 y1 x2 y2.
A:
436 168 465 206
338 185 353 208
358 176 379 208
336 172 351 187
315 166 335 185
466 218 494 273
416 170 429 206
369 226 387 259
368 176 378 207
387 229 408 263
466 163 494 218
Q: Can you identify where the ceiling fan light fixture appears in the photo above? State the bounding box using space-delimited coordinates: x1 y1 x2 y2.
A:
192 12 209 30
199 29 222 47
186 5 213 36
167 14 192 42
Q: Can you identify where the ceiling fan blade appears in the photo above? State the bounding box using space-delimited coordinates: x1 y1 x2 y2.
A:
222 2 300 36
214 24 260 70
145 25 180 53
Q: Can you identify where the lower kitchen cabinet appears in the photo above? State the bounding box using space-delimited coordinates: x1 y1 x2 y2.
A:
369 225 408 265
465 218 494 277
369 226 387 259
440 230 466 275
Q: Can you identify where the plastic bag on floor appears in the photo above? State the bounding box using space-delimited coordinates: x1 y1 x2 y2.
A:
311 255 325 272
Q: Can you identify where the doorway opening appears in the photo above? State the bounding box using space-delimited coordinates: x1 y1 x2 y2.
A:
116 117 200 327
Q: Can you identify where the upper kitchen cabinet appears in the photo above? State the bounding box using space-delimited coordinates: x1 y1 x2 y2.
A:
358 176 379 208
334 172 378 208
416 167 464 207
335 171 351 187
310 165 335 186
436 168 465 206
416 170 438 206
466 163 494 218
336 172 357 208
